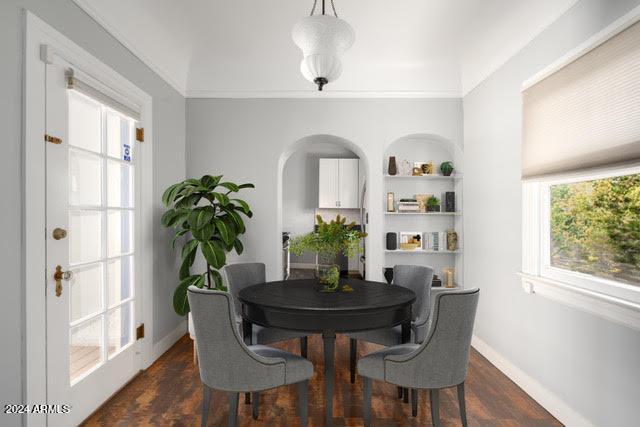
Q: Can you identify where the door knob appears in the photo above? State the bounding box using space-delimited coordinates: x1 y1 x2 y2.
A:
53 265 72 297
52 227 67 240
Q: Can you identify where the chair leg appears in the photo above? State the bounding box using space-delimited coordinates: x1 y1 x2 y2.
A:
252 392 260 420
300 336 308 358
411 388 418 417
363 377 372 427
349 338 357 383
457 382 468 427
244 392 251 404
397 386 403 399
298 380 308 427
228 393 239 427
430 389 440 427
201 385 211 427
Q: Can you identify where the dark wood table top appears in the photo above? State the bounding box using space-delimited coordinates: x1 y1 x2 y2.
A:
238 279 416 333
239 279 415 312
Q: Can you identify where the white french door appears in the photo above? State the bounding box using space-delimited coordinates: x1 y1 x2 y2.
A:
45 59 142 426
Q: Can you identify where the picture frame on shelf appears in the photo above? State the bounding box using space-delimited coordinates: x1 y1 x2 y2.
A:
399 231 422 251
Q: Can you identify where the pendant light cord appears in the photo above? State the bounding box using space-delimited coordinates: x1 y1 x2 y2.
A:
309 0 339 17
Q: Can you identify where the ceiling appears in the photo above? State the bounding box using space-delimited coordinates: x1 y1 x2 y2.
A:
73 0 578 97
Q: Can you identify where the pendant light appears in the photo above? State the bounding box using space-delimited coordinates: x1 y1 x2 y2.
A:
292 0 355 91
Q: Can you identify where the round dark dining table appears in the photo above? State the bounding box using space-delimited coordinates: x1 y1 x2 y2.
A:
238 278 416 426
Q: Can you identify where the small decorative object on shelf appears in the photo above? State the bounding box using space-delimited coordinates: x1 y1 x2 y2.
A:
426 161 434 175
387 192 395 212
432 274 442 287
386 232 398 250
399 232 422 251
426 196 441 212
388 156 397 176
412 166 423 176
445 192 456 212
440 161 454 176
399 159 412 176
446 229 458 251
443 267 455 288
415 194 430 213
398 198 420 213
384 267 394 284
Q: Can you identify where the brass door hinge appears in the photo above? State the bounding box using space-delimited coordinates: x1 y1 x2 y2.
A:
136 324 145 340
135 127 144 142
44 134 62 144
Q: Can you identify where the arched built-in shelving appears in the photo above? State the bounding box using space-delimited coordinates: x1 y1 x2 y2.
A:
383 134 464 287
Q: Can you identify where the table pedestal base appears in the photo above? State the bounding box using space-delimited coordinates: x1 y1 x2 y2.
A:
323 331 336 427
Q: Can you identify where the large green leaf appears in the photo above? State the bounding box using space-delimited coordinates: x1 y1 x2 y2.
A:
214 218 234 245
230 198 251 214
179 240 199 279
162 183 183 207
208 268 225 290
212 192 230 206
173 275 205 316
201 240 226 269
238 183 255 189
192 222 215 241
218 182 239 192
227 210 246 234
171 229 188 248
161 209 177 227
233 238 244 255
188 207 214 230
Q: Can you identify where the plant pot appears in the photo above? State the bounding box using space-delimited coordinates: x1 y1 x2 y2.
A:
388 156 397 176
427 205 441 213
315 264 340 292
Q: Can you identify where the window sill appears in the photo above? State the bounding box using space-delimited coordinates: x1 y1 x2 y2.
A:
518 272 640 332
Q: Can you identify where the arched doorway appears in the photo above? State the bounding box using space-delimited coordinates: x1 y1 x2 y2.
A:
276 135 371 280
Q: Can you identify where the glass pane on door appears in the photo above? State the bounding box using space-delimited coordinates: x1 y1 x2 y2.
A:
66 91 137 384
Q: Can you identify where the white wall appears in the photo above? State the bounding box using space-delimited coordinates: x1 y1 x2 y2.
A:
186 99 463 282
283 139 357 265
463 0 640 425
1 2 186 423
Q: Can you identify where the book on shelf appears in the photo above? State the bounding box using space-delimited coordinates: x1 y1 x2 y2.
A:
423 231 448 251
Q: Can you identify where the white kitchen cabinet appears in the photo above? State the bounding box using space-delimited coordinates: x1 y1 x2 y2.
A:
318 158 359 208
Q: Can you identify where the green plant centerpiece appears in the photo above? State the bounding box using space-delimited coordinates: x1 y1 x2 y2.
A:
289 215 366 292
161 175 254 315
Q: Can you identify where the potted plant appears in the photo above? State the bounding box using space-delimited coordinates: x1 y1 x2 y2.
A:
426 196 441 212
161 175 254 315
289 215 366 292
440 161 454 176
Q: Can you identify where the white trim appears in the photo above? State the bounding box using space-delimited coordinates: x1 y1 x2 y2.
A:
463 0 581 96
70 0 186 96
186 90 463 99
522 4 640 91
24 11 154 426
518 273 640 332
151 320 188 362
471 335 593 427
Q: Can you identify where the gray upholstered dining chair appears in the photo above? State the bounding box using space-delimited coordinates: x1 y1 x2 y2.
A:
358 288 479 427
348 264 434 384
223 263 309 355
188 287 313 427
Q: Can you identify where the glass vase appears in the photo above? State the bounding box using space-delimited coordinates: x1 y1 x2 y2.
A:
315 254 340 292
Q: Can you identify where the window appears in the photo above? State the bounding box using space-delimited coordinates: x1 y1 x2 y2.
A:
545 172 640 288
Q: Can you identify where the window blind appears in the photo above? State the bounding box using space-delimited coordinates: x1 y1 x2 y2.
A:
522 20 640 180
65 68 141 121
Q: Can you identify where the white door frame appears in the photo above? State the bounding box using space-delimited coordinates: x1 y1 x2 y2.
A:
24 10 154 426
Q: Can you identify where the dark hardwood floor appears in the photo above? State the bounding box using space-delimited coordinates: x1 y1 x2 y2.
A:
83 334 561 426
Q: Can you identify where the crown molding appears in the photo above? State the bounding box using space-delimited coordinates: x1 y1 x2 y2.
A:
462 0 580 97
71 0 187 96
186 89 462 99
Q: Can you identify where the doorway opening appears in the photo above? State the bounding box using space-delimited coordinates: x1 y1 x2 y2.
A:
278 135 370 280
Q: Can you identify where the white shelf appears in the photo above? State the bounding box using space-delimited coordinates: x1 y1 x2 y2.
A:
384 174 462 180
385 250 462 254
386 212 461 216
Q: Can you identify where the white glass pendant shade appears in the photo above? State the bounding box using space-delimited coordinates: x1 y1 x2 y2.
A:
292 14 354 90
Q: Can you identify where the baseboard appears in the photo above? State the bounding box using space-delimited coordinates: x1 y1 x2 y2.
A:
151 320 187 362
471 335 593 427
